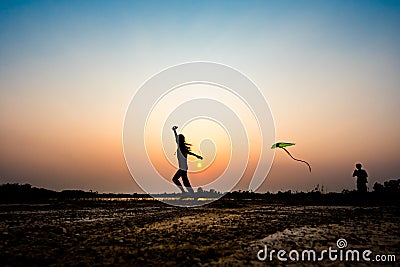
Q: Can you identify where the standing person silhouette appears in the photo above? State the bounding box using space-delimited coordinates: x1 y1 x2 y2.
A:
172 126 203 200
352 163 368 192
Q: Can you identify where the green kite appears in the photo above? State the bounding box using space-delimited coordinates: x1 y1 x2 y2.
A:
271 142 311 172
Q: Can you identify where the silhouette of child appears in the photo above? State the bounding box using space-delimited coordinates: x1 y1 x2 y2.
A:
171 126 203 199
352 163 368 192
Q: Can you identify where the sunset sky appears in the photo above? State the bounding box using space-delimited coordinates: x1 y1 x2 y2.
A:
1 1 399 193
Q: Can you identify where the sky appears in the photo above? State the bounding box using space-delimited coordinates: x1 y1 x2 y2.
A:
1 0 399 193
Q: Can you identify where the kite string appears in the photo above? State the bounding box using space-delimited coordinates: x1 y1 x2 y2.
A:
282 147 312 172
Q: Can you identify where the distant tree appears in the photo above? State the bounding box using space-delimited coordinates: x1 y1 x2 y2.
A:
314 184 320 192
341 189 350 194
0 183 56 203
372 179 399 193
383 179 400 192
373 182 384 192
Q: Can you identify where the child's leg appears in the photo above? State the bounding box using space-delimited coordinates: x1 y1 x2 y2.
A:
172 170 185 193
181 171 194 195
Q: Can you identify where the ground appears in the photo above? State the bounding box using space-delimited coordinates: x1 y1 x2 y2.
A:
0 200 399 266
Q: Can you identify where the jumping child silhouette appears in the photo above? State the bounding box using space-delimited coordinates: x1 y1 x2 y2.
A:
171 126 203 199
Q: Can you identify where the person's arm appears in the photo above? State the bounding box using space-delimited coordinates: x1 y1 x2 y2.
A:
188 151 203 160
352 170 357 177
172 126 178 143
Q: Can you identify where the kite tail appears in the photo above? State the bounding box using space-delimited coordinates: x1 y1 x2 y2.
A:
282 148 312 172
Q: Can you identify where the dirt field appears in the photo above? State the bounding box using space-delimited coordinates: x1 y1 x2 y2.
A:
0 200 398 266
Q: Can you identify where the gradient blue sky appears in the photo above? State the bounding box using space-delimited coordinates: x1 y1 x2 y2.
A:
1 0 399 193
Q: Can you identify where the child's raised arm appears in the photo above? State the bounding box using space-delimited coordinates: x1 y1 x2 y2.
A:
172 126 178 143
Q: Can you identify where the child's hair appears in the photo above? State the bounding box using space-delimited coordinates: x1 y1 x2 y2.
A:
178 134 191 152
